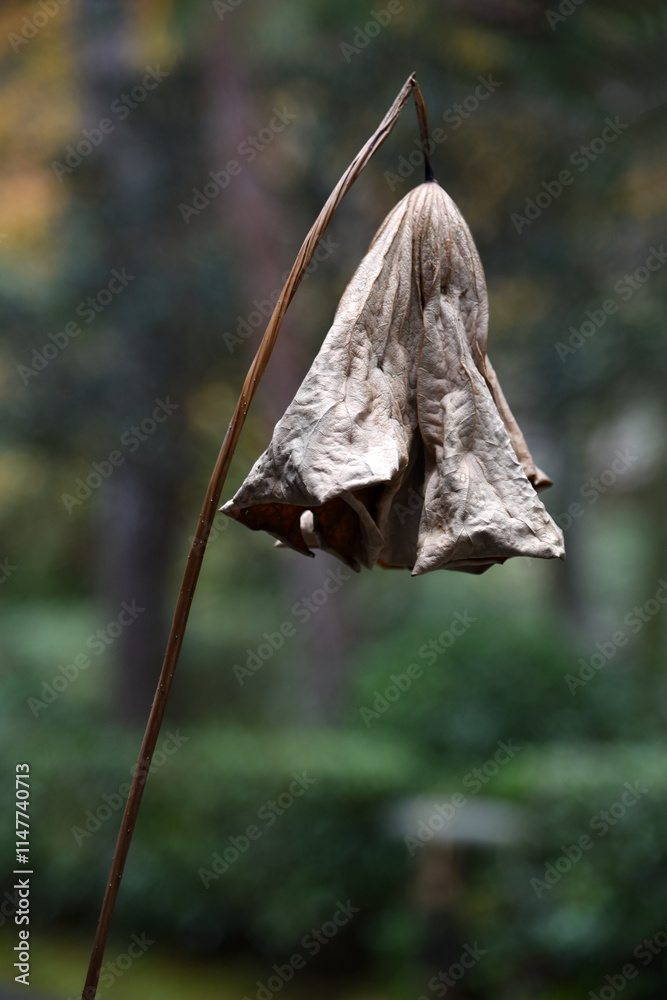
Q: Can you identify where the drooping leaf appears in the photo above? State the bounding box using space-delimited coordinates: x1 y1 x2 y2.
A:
222 181 565 576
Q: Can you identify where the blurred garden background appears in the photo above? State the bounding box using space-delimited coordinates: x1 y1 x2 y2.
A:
1 0 667 997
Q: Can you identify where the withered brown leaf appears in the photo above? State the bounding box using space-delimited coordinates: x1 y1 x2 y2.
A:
222 181 565 575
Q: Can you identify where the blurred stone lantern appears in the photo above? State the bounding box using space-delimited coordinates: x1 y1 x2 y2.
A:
387 795 530 996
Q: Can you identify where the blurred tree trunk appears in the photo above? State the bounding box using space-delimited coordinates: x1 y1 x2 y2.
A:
96 463 177 719
73 1 194 724
639 440 667 719
203 33 349 724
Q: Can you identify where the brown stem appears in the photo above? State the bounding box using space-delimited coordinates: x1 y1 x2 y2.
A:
81 71 423 1000
412 79 435 182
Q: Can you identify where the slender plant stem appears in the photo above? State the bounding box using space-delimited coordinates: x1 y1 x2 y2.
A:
412 79 434 182
81 71 428 1000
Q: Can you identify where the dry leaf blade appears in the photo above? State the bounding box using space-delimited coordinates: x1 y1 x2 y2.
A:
223 181 565 575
